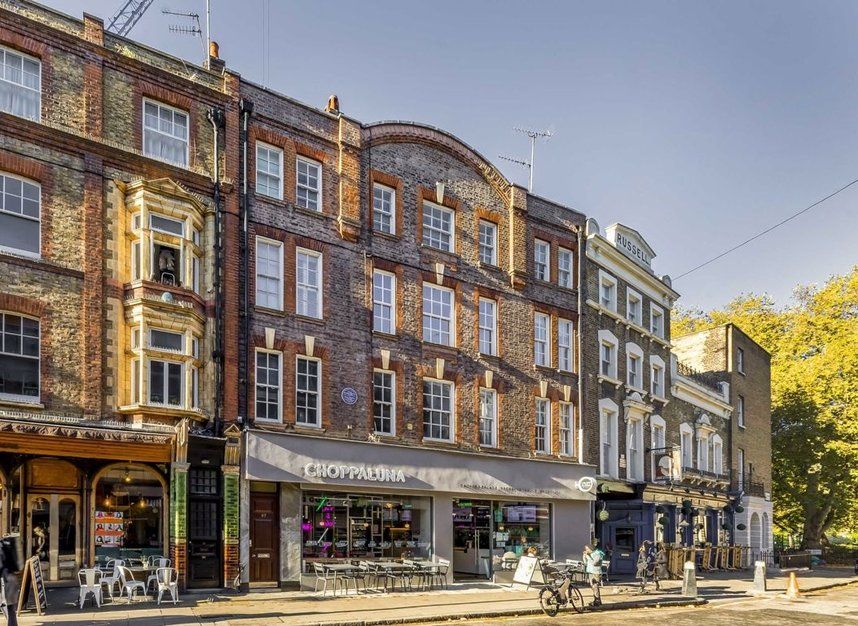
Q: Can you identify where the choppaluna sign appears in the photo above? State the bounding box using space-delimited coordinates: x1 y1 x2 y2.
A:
303 462 406 483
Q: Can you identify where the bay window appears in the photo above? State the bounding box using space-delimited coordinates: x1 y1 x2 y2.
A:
149 360 183 406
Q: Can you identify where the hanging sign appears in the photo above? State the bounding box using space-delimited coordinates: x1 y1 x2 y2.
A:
17 556 47 616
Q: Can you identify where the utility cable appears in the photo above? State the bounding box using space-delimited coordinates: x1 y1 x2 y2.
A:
674 176 858 280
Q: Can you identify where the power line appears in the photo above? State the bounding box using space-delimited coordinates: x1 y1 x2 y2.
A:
674 176 858 280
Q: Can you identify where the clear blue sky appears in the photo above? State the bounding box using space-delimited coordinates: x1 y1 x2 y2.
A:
50 0 858 311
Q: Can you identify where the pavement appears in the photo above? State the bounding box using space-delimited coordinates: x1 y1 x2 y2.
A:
13 566 858 626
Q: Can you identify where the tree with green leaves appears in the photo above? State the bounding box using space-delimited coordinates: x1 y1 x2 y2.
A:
674 266 858 548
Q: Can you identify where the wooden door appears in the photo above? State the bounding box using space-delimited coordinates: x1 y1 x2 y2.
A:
249 493 278 582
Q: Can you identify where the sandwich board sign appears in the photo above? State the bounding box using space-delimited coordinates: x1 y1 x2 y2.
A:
17 556 47 615
512 555 547 589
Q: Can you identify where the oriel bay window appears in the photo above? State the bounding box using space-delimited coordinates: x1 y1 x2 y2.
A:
129 211 203 294
127 325 202 411
149 360 182 406
423 379 453 441
0 313 39 402
296 356 321 427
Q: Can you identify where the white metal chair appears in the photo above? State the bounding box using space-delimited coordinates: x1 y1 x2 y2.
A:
100 559 124 600
155 567 179 605
118 566 147 603
77 569 103 609
146 558 171 591
427 558 450 590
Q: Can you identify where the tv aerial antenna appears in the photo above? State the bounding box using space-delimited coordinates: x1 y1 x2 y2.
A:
499 127 552 192
163 2 211 68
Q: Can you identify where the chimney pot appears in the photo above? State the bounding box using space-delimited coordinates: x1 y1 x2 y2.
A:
209 40 220 59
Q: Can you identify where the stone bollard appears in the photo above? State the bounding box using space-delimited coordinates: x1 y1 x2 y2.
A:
751 561 767 594
682 560 697 597
785 570 801 599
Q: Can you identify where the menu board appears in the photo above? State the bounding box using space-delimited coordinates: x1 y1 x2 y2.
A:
505 505 536 523
17 556 46 615
94 511 124 547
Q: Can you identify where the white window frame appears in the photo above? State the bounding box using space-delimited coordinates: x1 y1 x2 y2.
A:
534 312 551 367
256 141 283 200
712 434 724 475
478 220 497 266
295 355 322 427
148 327 184 353
557 246 573 288
478 298 497 356
148 358 184 407
372 269 396 335
296 156 322 212
534 239 550 282
650 414 667 479
254 348 281 422
626 416 644 481
650 354 666 399
190 364 199 409
599 399 619 478
737 347 745 374
149 213 184 236
559 402 574 457
0 45 41 121
372 368 396 436
598 270 617 312
737 394 745 428
478 387 497 447
421 201 455 252
535 397 550 454
650 303 665 339
295 247 323 319
737 448 745 488
680 423 694 469
422 378 455 442
598 329 619 379
696 430 710 472
0 172 41 259
142 98 189 167
0 312 40 403
255 237 283 311
626 342 644 390
558 318 574 372
422 283 455 346
372 183 396 235
626 288 642 326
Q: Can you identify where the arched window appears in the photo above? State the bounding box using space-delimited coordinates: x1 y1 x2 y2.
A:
750 512 762 549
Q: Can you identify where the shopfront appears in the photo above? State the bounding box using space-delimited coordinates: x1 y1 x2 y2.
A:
241 431 596 588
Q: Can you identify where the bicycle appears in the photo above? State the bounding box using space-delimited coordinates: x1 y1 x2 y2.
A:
538 566 585 617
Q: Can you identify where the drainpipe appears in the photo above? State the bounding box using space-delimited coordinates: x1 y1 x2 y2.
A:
207 106 225 433
239 99 253 426
576 225 585 465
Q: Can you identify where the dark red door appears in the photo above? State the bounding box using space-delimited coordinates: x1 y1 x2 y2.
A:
250 493 278 582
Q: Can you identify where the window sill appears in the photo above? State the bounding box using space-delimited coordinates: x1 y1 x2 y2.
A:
423 437 457 447
372 330 398 340
372 431 397 439
255 305 286 317
533 278 553 287
479 443 498 449
293 424 325 433
597 374 622 386
293 204 329 220
419 244 459 259
0 396 44 409
478 261 503 272
534 364 554 372
478 351 501 361
294 313 325 325
421 341 458 354
372 230 399 241
625 384 647 395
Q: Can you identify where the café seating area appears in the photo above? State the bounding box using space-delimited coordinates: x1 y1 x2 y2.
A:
307 557 450 596
77 555 180 608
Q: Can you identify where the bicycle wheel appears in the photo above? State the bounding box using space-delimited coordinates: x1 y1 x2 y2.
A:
567 585 585 614
539 586 562 617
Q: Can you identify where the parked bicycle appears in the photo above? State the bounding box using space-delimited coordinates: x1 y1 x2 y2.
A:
538 565 585 616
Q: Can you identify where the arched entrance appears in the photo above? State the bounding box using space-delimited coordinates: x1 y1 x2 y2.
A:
92 463 168 567
749 512 761 550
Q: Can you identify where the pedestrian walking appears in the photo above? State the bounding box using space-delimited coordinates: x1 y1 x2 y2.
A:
582 543 604 607
0 534 23 626
654 543 669 590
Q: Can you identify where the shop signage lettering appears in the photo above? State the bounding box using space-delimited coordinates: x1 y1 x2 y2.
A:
614 232 651 268
303 463 406 483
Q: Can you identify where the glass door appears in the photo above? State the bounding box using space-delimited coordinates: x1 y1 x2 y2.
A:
452 499 491 579
27 494 80 581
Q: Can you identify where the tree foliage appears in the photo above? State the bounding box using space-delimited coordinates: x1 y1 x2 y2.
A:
674 267 858 547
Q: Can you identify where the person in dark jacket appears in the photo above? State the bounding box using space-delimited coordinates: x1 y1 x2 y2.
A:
654 543 669 589
0 534 23 626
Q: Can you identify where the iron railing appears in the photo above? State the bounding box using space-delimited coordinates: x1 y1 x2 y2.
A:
675 360 724 394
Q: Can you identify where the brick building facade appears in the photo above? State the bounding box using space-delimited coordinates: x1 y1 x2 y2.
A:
235 88 598 587
0 0 241 589
672 324 774 556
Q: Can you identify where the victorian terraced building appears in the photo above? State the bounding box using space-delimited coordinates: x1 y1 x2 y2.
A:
0 0 772 592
